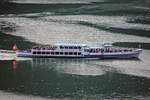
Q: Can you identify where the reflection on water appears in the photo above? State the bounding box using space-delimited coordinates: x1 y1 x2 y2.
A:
13 50 150 78
31 58 110 76
0 58 150 99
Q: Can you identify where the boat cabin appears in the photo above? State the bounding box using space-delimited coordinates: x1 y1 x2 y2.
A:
31 43 88 56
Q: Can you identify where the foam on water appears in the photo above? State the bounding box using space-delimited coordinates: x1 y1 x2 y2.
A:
0 56 31 61
0 50 31 61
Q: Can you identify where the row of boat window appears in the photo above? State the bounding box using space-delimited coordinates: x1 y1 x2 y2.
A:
32 46 82 50
32 51 82 55
60 46 82 49
32 46 57 50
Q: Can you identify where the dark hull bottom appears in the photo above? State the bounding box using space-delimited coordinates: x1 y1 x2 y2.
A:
101 53 139 59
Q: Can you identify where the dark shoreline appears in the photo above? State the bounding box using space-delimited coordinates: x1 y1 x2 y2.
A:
113 42 150 50
0 31 38 50
0 1 86 14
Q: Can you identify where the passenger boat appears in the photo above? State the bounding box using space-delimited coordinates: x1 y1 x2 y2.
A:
16 43 142 59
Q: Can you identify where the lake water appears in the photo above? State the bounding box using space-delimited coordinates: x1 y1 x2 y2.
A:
0 0 150 99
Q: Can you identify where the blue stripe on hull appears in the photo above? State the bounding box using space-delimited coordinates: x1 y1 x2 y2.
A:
17 54 139 59
101 53 139 59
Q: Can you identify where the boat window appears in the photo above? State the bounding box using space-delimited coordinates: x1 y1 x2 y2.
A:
69 47 73 49
60 46 64 49
37 52 41 54
42 52 45 54
33 52 36 54
65 52 68 55
93 49 96 53
46 52 50 54
56 52 59 55
78 47 81 49
51 52 54 55
74 52 77 55
65 46 68 49
78 52 81 55
85 49 89 52
69 52 73 55
74 47 77 49
90 49 93 52
60 52 63 55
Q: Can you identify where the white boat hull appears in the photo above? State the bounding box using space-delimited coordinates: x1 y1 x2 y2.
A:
17 49 142 59
101 49 142 59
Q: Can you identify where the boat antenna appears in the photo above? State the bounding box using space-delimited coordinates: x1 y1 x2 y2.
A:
138 43 141 49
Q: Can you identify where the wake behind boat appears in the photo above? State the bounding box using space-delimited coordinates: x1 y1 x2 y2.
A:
16 43 142 59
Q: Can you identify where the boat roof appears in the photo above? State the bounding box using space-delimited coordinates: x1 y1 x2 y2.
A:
90 46 104 49
103 43 113 47
56 43 87 47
